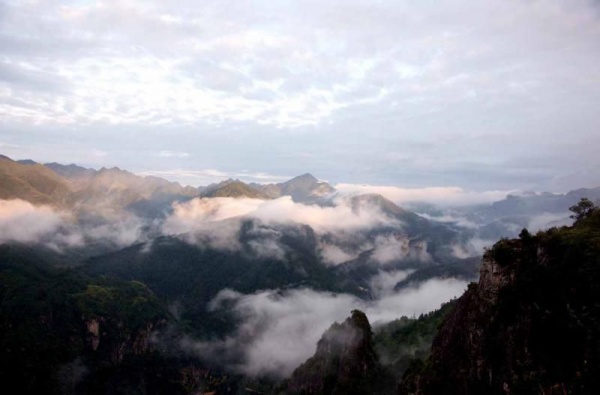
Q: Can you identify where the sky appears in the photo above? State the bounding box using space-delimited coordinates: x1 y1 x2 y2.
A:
1 0 599 191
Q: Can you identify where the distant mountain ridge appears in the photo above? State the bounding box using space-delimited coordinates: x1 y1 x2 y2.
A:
200 180 272 199
0 155 71 206
0 155 341 209
44 162 97 181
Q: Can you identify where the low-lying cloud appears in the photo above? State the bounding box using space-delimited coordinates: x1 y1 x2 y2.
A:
164 196 395 235
0 199 149 251
528 212 572 233
162 196 419 264
186 278 468 378
0 199 70 245
335 184 513 206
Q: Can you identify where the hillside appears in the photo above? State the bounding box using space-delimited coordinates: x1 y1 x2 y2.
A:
400 201 600 394
0 155 72 206
201 180 271 199
0 243 186 394
251 173 336 202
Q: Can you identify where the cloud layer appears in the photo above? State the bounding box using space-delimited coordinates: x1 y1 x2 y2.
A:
163 196 395 235
336 184 513 206
161 195 453 265
0 199 149 250
0 199 70 245
187 278 467 377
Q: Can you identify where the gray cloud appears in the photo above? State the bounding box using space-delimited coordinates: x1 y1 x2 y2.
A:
0 62 72 94
185 278 467 378
1 0 600 190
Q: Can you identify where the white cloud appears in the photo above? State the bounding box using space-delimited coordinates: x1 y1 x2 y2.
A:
528 212 572 232
161 195 421 264
320 243 356 265
157 150 189 158
0 199 68 244
0 199 149 250
163 196 396 236
81 215 148 247
370 235 431 265
418 212 479 229
3 0 600 191
189 278 467 377
335 184 512 206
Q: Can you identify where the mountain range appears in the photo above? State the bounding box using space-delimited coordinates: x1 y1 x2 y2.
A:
2 154 600 394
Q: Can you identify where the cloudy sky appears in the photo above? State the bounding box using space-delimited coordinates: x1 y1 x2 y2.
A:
1 0 599 191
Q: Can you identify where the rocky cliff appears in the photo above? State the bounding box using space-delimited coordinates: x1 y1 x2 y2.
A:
287 310 393 394
400 207 600 394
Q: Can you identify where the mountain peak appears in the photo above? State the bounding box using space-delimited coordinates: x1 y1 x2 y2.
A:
16 159 38 165
200 180 271 199
288 309 387 394
295 173 318 182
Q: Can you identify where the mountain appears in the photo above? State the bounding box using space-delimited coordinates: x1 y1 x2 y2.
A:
252 173 336 203
45 162 97 183
0 155 71 206
0 243 185 394
200 180 271 199
400 204 600 394
287 309 393 394
16 159 37 165
0 156 200 217
443 187 600 241
278 173 336 202
83 220 360 335
71 167 198 216
329 193 473 292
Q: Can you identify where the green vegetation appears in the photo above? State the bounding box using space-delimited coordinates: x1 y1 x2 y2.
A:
0 244 200 394
374 300 457 379
201 180 272 199
401 199 600 394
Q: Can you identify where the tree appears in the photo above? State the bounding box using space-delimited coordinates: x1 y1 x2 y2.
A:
569 198 596 223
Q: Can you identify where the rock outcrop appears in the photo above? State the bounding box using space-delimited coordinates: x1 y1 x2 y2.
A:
287 309 393 394
400 212 600 394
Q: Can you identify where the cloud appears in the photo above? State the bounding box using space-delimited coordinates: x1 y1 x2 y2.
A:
370 235 431 265
0 61 72 94
368 269 413 298
4 0 600 191
161 195 420 264
137 169 291 186
0 199 69 245
528 212 572 232
0 199 149 250
417 212 479 229
162 195 473 266
335 184 513 206
187 278 467 378
163 196 396 235
80 214 149 248
157 150 189 158
320 244 356 265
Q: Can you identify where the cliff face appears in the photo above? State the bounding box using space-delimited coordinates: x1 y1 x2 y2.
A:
287 310 393 395
401 212 600 394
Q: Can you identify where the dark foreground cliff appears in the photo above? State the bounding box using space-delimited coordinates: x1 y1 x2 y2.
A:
401 203 600 394
286 309 394 394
